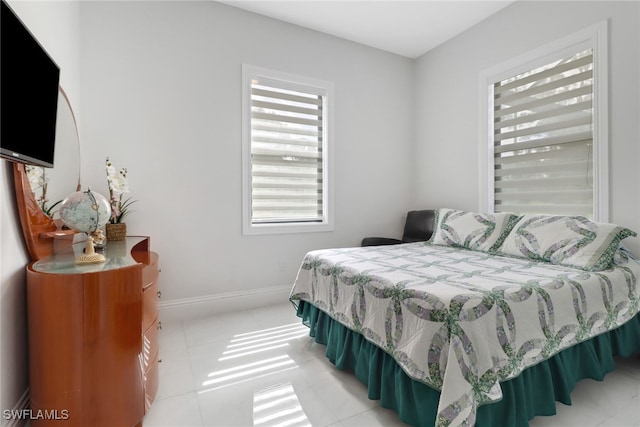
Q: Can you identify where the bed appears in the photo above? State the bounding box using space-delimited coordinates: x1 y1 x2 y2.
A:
289 209 640 427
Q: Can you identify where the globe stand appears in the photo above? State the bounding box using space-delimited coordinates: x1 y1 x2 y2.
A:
75 235 106 264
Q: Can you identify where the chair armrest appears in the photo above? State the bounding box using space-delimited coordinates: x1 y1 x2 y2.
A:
361 237 404 247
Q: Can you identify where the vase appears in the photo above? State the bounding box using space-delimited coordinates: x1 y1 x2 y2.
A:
106 223 127 241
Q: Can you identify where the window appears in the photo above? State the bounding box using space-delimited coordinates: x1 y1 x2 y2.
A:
242 65 333 235
480 22 608 221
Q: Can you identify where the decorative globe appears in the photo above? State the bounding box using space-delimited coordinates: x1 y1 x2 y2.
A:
59 189 111 234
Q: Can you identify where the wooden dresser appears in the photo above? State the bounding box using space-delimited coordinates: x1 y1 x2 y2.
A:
26 236 160 426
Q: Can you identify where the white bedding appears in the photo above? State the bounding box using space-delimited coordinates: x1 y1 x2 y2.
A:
289 242 640 426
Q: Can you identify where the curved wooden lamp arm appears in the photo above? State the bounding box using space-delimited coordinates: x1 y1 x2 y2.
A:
13 162 75 261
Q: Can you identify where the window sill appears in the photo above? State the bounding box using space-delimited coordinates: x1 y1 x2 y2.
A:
242 221 333 236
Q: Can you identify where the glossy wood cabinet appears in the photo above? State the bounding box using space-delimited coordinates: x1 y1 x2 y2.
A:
142 251 160 411
27 237 160 426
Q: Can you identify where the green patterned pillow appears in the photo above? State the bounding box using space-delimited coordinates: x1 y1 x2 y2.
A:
497 214 637 271
429 208 520 253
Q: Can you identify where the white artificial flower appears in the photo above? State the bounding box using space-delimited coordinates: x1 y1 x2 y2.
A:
111 171 130 193
25 165 45 191
105 157 136 223
106 165 118 181
118 168 130 193
106 158 129 193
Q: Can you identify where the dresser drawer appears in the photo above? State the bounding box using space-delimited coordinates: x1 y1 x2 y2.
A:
142 252 159 291
144 360 159 413
143 279 159 329
143 316 160 371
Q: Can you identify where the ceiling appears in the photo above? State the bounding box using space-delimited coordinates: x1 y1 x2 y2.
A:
218 0 516 58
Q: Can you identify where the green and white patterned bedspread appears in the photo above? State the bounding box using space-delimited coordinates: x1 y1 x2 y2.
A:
289 242 640 427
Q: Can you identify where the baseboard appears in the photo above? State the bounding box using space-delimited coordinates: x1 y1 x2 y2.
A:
158 284 292 323
1 388 29 427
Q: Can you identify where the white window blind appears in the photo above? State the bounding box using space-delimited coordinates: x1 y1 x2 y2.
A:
493 49 594 217
247 72 328 227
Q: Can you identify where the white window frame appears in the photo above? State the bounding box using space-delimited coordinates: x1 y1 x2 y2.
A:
479 21 608 221
242 64 334 235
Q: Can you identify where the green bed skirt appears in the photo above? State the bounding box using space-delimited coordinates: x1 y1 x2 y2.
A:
294 300 640 427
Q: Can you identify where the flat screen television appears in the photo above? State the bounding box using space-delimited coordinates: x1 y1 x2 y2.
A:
1 0 60 168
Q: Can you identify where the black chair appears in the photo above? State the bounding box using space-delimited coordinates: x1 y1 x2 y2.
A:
361 209 435 246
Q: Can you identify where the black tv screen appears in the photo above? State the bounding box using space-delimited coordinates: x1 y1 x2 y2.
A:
1 0 60 168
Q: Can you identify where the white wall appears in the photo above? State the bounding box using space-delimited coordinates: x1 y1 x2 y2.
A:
77 1 415 306
0 0 80 419
413 0 640 254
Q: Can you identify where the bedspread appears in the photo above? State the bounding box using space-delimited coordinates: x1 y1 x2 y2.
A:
289 243 640 427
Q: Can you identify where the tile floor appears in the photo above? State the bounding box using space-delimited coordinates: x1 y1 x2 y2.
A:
143 302 640 427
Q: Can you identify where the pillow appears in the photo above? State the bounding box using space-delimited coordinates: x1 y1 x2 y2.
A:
497 214 637 271
429 208 520 253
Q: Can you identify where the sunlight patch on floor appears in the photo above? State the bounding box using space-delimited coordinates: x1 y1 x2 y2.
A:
253 382 311 427
198 322 310 393
219 323 309 361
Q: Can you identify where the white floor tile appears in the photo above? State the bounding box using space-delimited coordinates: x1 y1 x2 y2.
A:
340 406 411 427
156 347 196 400
144 302 640 427
143 392 204 427
571 371 640 425
158 319 187 351
183 310 261 348
309 367 379 421
248 301 301 328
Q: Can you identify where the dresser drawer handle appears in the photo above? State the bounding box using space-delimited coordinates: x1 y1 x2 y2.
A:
157 290 162 299
157 321 163 330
